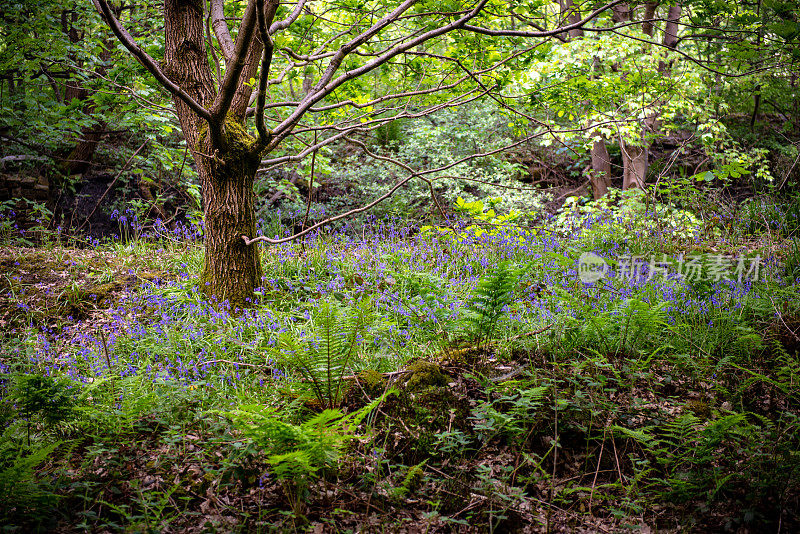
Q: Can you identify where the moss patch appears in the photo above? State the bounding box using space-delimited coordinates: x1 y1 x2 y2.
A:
405 360 449 392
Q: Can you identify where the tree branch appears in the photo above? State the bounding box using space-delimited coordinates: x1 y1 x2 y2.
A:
461 0 625 38
267 0 490 146
242 170 421 245
244 118 594 246
91 0 211 123
270 0 308 33
210 0 259 124
254 0 276 150
210 0 235 61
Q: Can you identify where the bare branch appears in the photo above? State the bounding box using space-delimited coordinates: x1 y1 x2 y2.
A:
254 0 277 149
461 0 625 37
211 0 259 123
270 0 308 33
242 170 420 245
91 0 212 122
268 0 491 146
259 88 488 169
210 0 235 61
609 28 788 78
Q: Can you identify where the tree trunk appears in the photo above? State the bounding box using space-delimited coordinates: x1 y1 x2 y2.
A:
589 138 611 199
59 9 112 175
561 0 583 39
642 2 658 37
163 0 263 309
612 3 631 23
659 4 681 71
619 3 681 192
197 121 263 308
62 124 105 174
621 139 648 190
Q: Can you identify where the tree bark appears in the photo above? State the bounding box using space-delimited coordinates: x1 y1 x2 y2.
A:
619 3 681 192
659 4 681 71
642 2 657 37
589 138 611 199
611 3 631 23
621 138 647 190
561 0 583 39
197 121 263 308
163 0 263 309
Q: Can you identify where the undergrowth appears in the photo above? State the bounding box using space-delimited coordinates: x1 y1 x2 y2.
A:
1 198 799 532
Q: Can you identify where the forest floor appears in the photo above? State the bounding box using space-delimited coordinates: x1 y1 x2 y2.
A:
1 205 800 533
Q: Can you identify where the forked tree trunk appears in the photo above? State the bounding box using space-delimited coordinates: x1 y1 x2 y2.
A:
163 0 263 309
621 139 648 190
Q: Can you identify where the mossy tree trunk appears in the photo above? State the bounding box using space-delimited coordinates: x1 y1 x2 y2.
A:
162 0 265 309
196 122 263 307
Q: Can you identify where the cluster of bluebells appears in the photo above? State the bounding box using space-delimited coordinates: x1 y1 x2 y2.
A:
7 211 787 396
111 208 204 242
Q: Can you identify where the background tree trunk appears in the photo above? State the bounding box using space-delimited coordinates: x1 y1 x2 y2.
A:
60 9 112 175
619 3 682 192
642 2 658 37
612 3 631 23
590 138 611 199
621 139 648 190
561 0 583 39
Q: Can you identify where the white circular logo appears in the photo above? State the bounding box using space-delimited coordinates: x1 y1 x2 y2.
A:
578 252 608 283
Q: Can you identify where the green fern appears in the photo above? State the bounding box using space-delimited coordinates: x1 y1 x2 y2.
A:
0 439 61 523
462 261 520 351
223 392 392 513
274 299 373 409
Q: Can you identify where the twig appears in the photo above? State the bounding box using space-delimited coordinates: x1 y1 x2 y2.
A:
301 130 318 244
588 426 608 514
509 323 554 341
98 328 117 398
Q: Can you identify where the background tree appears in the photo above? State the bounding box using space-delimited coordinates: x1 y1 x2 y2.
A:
461 0 798 199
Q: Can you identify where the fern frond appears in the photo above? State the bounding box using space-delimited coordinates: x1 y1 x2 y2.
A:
463 261 520 349
272 299 373 409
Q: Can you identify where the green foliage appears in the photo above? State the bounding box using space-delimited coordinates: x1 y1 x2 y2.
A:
0 436 62 526
392 459 427 499
0 199 56 247
783 238 800 283
462 261 520 352
224 394 389 513
347 102 541 219
273 299 373 409
740 194 800 238
8 374 79 426
555 188 706 253
470 382 548 445
422 196 536 242
374 119 405 149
